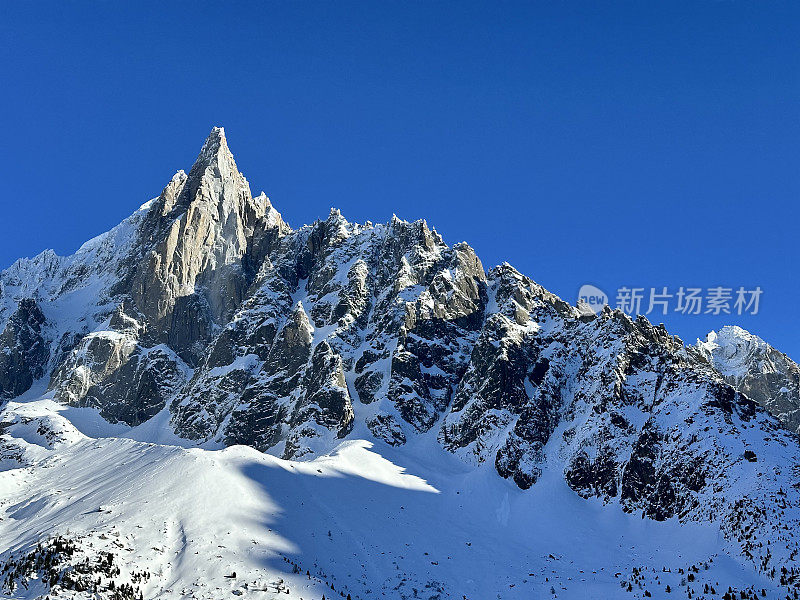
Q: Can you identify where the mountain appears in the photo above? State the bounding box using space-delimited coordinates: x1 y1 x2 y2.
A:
1 128 798 600
697 326 800 434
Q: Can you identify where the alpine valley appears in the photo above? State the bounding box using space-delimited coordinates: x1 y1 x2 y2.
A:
1 128 799 600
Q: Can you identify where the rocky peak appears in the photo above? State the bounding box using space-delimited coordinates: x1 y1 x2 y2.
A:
195 126 230 168
174 126 249 215
122 128 288 363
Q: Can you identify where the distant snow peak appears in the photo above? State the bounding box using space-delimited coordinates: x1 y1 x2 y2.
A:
698 325 800 433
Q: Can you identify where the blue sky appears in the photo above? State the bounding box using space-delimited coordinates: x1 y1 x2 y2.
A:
1 1 798 357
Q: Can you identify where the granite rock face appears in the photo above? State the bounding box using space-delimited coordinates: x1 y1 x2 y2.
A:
2 128 800 582
122 127 289 365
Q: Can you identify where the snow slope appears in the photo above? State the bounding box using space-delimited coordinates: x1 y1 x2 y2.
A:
0 396 782 600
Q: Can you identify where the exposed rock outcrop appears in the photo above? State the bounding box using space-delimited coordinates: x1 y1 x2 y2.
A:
0 299 49 399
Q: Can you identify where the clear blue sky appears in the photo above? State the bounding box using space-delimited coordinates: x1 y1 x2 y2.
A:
1 2 798 358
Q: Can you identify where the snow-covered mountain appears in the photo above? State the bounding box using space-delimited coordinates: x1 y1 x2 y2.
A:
1 128 799 600
697 326 800 434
